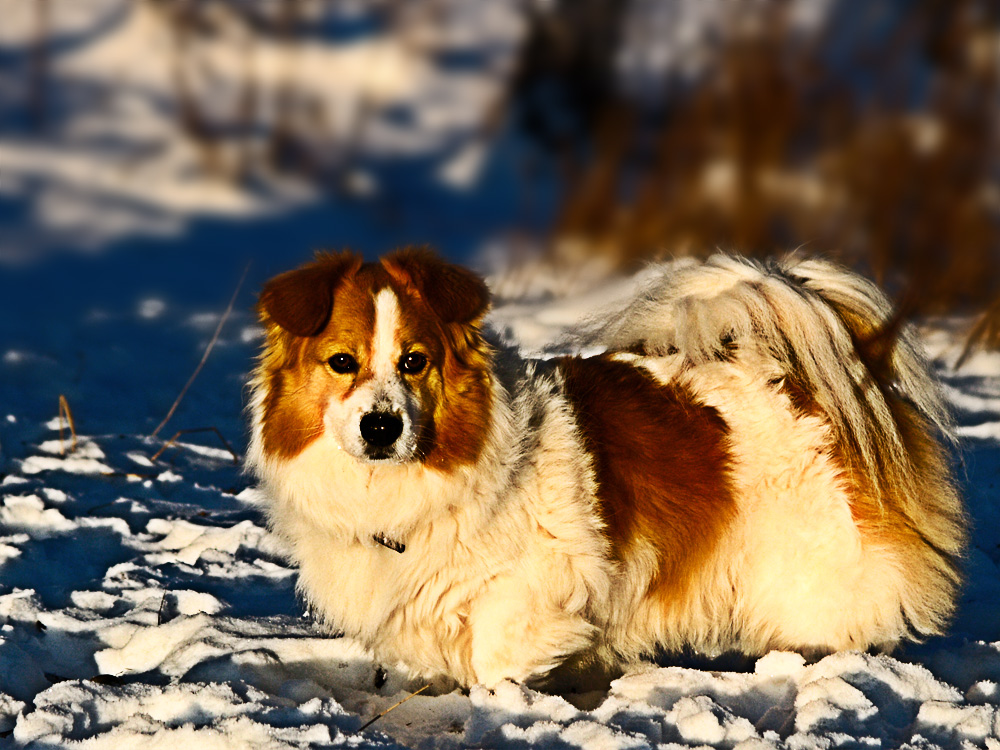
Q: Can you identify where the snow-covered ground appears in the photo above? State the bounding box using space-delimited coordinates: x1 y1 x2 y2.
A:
2 1 1000 748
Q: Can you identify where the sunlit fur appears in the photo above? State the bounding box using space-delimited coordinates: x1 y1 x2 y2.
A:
247 249 966 689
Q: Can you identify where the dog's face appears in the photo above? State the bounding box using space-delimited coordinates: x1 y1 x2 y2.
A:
255 248 493 470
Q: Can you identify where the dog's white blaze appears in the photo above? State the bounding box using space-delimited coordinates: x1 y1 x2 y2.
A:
371 288 401 378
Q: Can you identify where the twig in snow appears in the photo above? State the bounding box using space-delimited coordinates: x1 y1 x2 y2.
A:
355 684 431 734
955 298 1000 370
157 592 169 625
150 262 251 439
58 395 77 455
150 426 240 465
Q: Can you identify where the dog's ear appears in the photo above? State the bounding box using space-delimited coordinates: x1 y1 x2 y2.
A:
258 251 362 336
384 247 490 324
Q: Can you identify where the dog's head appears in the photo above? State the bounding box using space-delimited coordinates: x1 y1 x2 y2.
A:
254 248 493 470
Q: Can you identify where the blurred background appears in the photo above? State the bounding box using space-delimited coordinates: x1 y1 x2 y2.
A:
1 0 999 450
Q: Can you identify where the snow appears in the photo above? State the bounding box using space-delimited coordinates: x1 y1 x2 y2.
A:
1 0 999 748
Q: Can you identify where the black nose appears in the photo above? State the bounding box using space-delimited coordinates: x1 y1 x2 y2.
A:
360 411 404 448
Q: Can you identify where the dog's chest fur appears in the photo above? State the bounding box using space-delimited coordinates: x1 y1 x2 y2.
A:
256 370 617 685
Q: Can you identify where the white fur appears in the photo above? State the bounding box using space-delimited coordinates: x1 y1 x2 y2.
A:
248 254 965 687
676 357 911 652
371 288 400 379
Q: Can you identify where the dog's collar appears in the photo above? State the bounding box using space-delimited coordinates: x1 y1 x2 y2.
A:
372 532 406 554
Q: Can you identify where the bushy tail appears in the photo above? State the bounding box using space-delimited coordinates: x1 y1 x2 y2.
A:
585 254 964 550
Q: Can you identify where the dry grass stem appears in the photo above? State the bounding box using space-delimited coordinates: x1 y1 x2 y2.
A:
58 394 77 455
956 299 1000 369
150 426 240 465
151 262 250 439
356 684 431 734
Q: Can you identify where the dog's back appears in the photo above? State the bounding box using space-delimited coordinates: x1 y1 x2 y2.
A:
578 254 966 656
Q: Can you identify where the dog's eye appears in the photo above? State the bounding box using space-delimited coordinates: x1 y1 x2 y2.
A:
328 353 359 374
399 352 427 375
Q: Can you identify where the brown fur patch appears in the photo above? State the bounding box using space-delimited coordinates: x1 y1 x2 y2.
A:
772 374 822 418
848 395 966 563
259 351 327 459
559 356 736 604
426 332 493 470
383 246 491 325
258 252 363 337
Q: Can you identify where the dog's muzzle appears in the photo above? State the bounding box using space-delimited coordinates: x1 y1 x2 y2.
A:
360 411 404 454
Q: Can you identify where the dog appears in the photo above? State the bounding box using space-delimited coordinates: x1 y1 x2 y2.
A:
247 248 966 688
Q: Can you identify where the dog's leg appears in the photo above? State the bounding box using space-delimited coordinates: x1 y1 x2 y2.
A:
466 575 598 687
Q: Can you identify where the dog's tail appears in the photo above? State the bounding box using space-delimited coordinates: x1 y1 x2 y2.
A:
588 253 966 574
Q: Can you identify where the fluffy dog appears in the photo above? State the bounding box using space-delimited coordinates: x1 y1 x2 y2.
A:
247 248 966 688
